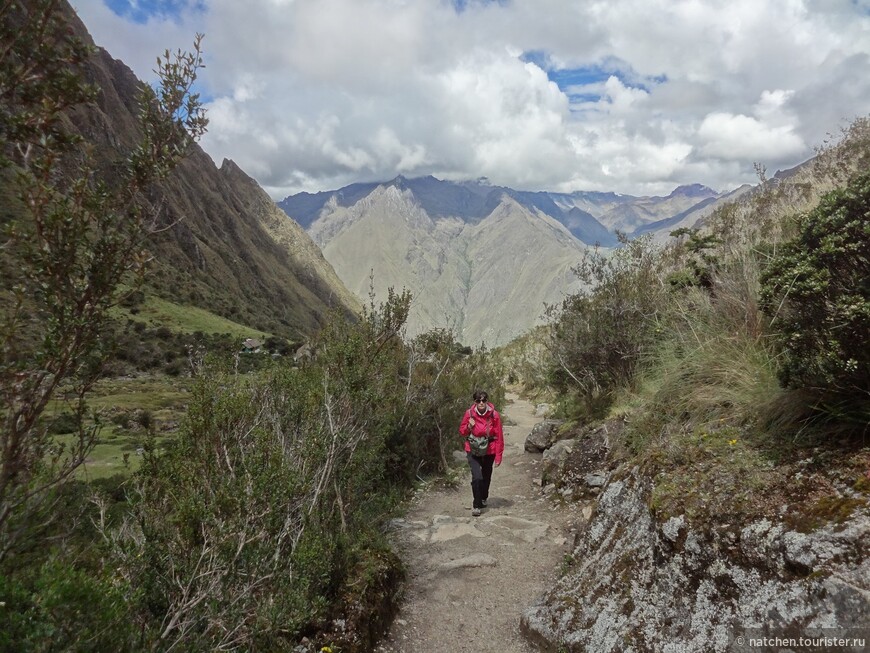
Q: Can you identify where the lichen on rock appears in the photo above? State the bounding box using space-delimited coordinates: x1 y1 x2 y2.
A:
521 467 870 652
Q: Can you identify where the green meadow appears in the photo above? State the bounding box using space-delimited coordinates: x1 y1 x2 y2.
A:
111 293 272 339
48 376 192 480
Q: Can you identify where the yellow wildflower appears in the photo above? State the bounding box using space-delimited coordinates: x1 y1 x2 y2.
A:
728 439 738 446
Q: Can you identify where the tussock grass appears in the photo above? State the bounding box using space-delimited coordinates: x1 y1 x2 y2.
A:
646 337 777 420
620 331 796 525
620 275 780 436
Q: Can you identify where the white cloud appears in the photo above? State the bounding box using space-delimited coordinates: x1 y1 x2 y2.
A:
602 76 649 114
371 127 428 172
698 112 806 161
431 52 573 185
72 0 870 198
754 90 795 123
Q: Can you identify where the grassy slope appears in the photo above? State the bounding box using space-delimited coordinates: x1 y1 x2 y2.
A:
54 298 277 480
111 293 272 339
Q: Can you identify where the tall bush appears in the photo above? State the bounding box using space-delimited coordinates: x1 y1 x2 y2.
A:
545 235 668 417
760 170 870 406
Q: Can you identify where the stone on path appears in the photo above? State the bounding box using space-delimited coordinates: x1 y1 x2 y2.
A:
438 554 498 570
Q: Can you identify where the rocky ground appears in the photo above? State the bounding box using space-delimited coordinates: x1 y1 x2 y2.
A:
373 393 582 653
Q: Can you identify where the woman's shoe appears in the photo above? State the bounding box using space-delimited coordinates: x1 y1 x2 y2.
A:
472 507 481 516
481 499 487 507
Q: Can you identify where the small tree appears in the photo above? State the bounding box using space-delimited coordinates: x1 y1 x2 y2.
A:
0 0 207 562
760 170 870 406
545 234 668 417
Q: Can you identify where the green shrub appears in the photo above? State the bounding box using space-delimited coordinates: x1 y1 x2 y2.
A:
760 171 870 402
666 228 720 290
0 559 137 653
163 358 185 376
46 412 79 435
545 235 668 418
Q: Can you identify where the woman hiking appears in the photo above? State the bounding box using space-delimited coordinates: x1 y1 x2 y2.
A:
458 390 504 516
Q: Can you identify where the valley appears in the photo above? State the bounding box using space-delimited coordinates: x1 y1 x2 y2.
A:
2 2 868 652
280 176 740 345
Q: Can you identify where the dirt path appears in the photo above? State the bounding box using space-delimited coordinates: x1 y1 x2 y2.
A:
374 393 576 653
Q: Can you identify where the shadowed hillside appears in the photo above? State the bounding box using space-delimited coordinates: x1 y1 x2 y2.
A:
46 7 360 340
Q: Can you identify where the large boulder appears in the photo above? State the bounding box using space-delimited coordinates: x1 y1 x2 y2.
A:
540 419 620 494
524 419 566 453
541 439 575 486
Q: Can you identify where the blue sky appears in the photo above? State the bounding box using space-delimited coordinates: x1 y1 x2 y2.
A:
518 53 668 107
74 0 870 199
520 52 613 103
103 0 197 23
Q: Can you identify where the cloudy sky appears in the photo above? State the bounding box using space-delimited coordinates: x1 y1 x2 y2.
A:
73 0 870 200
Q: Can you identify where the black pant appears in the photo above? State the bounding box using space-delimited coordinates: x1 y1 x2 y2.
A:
467 453 495 509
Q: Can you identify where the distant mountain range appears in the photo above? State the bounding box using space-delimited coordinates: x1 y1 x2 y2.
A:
278 176 749 345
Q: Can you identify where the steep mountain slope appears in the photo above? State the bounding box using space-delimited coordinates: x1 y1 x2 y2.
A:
304 182 586 345
462 198 585 345
57 5 359 339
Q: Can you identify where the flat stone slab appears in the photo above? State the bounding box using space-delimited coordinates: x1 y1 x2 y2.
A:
405 513 552 544
409 515 487 542
488 515 550 543
438 553 498 570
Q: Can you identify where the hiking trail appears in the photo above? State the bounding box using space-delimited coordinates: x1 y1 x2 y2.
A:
374 392 580 653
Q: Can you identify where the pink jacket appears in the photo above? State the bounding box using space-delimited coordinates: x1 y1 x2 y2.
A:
459 402 505 464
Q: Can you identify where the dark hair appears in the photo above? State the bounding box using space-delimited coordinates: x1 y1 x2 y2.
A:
473 390 488 403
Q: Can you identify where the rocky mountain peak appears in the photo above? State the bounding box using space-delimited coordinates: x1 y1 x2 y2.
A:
219 157 243 175
668 183 717 198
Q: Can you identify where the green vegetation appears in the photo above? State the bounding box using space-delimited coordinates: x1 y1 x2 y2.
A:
3 291 500 651
760 169 870 407
101 291 500 650
112 290 272 338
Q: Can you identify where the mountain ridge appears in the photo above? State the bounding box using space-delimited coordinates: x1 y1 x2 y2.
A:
281 175 727 243
278 175 737 345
